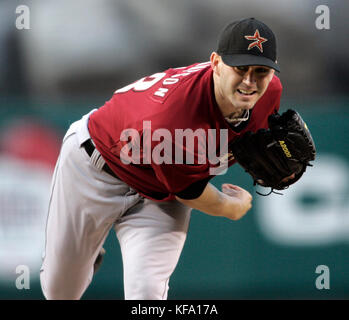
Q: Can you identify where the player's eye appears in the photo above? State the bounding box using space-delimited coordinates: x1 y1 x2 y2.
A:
234 66 249 75
235 66 249 72
255 67 270 75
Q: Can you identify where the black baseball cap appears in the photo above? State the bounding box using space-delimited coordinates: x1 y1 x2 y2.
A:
217 18 280 72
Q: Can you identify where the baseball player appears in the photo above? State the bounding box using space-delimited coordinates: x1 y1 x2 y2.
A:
40 18 291 299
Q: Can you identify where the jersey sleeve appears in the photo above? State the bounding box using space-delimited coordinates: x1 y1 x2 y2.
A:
174 177 211 199
152 162 211 195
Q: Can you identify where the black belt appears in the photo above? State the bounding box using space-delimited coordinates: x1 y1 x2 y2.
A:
82 139 119 179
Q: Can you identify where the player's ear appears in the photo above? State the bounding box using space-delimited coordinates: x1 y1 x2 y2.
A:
210 52 221 76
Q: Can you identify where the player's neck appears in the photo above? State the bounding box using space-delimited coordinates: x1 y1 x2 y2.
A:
213 86 244 120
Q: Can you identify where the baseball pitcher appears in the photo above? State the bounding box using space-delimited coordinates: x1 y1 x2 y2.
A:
40 18 315 299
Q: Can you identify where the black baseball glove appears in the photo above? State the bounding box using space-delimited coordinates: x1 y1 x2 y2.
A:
230 109 316 194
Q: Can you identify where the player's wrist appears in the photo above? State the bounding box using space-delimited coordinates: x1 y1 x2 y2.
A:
220 192 251 220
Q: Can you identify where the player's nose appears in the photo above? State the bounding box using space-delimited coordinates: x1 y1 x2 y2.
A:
241 69 256 85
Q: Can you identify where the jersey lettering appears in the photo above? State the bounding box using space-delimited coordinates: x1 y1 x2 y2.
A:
114 62 211 100
115 72 166 94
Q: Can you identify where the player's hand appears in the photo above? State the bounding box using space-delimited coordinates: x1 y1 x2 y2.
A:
221 184 252 220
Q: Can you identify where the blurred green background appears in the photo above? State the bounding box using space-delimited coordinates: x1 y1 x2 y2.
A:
0 0 348 299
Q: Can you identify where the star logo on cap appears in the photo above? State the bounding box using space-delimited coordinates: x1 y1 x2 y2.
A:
244 29 268 53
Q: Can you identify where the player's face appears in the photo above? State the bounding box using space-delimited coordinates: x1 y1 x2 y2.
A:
211 53 275 117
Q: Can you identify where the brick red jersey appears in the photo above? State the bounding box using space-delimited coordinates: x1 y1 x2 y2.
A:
88 62 282 201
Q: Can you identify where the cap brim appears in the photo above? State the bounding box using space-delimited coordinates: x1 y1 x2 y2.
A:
222 54 280 72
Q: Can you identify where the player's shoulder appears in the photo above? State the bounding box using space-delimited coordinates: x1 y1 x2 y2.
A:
155 61 212 103
167 61 211 73
165 61 211 83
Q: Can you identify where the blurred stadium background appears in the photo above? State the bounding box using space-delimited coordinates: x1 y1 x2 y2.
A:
0 0 348 299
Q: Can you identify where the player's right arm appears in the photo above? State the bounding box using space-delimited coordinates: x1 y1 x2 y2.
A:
175 183 252 221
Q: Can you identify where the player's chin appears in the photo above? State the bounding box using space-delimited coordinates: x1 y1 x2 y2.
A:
233 95 259 110
234 100 257 111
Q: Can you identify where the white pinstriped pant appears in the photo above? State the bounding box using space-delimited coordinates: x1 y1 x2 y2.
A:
40 111 191 299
